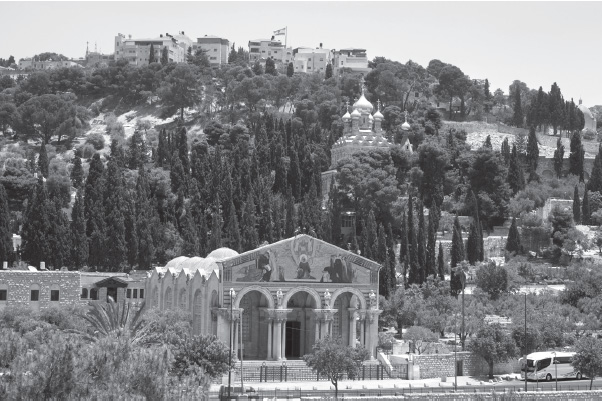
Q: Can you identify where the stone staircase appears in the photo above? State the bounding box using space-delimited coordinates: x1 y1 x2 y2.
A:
232 359 317 383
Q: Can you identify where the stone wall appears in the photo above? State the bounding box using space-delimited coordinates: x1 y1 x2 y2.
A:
412 352 479 379
0 270 81 310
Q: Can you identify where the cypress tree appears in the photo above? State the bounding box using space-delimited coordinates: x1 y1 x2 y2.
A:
21 179 52 267
84 153 104 236
508 144 526 194
417 201 426 284
553 137 564 178
136 167 155 269
225 199 242 253
70 191 88 269
148 43 156 64
573 185 581 224
284 186 296 238
181 207 200 257
128 130 148 170
407 194 420 286
569 131 583 177
386 223 397 294
38 143 49 178
161 46 168 65
325 63 333 79
287 62 294 77
513 83 523 127
450 215 465 297
241 192 259 251
588 144 602 193
399 209 408 288
0 185 12 264
579 145 585 183
500 137 511 166
466 221 479 265
364 210 378 260
527 126 540 182
124 195 138 268
110 139 126 168
70 157 83 189
582 188 591 225
483 135 492 149
177 126 190 175
437 242 445 280
48 200 71 270
103 160 127 271
426 207 437 278
377 224 390 297
506 217 521 254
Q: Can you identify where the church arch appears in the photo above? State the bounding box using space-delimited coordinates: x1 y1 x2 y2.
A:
233 285 274 309
329 287 367 310
282 286 321 309
193 289 202 335
541 169 554 179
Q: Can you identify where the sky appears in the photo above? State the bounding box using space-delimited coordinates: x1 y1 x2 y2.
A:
1 1 601 106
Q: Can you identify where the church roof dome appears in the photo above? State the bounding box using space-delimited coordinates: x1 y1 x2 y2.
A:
578 104 594 119
342 111 351 121
353 93 373 111
373 110 384 120
351 108 361 118
402 121 411 131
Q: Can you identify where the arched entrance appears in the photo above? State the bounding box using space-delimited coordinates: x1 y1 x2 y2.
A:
239 289 272 360
284 290 319 359
331 290 364 347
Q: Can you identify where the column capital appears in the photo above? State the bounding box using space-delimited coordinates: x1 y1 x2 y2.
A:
347 307 357 319
267 308 292 322
365 309 382 323
313 308 338 321
216 307 243 321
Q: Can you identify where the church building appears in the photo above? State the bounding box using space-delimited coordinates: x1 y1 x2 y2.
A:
145 235 382 361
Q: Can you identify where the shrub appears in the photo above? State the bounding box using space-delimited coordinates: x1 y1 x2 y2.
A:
85 131 105 150
76 143 96 159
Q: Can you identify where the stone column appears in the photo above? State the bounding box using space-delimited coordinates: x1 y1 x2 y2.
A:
348 308 357 348
314 315 320 343
281 319 286 360
233 320 239 360
365 309 382 360
273 319 282 360
300 309 306 356
266 318 273 360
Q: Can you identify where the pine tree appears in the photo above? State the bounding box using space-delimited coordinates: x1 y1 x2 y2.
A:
148 43 156 64
0 185 12 264
450 215 465 297
569 131 583 177
527 125 540 182
483 135 492 149
407 194 420 286
38 143 49 178
553 137 564 178
124 195 138 268
582 188 591 225
325 64 333 79
506 217 521 255
507 144 526 194
573 185 581 224
70 156 83 189
70 191 88 269
437 242 445 280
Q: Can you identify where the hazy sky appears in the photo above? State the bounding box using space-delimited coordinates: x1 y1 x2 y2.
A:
1 1 601 106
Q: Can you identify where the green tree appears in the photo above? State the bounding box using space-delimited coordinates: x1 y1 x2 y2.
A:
507 144 525 195
437 242 445 280
303 336 370 399
469 323 518 379
38 143 49 178
553 137 564 178
171 334 233 380
588 144 602 193
573 185 581 224
506 217 521 255
325 64 333 79
512 82 523 127
17 93 80 144
70 156 83 189
417 201 426 284
572 336 602 390
500 137 511 165
159 64 200 120
569 132 583 178
476 261 508 300
21 179 52 267
148 43 156 64
160 46 169 65
286 62 294 77
136 168 155 269
0 184 13 264
265 57 277 75
582 189 591 225
70 191 88 269
526 125 539 182
404 326 439 355
450 215 465 296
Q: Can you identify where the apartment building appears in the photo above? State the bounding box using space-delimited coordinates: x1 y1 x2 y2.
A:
248 38 292 65
114 32 190 66
333 48 370 75
193 35 229 66
292 45 333 74
18 59 83 70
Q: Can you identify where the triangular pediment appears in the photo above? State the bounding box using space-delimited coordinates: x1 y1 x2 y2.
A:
95 277 129 288
219 235 380 285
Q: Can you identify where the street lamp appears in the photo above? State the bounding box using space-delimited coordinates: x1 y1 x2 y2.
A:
227 288 236 400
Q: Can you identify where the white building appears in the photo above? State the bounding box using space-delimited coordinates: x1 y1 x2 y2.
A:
248 39 293 67
333 48 370 75
114 32 190 66
193 35 229 66
578 99 597 132
292 45 332 74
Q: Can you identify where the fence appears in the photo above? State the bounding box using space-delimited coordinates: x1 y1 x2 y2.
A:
209 382 602 400
239 362 407 383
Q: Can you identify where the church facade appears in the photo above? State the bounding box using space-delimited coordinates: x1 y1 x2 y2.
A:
145 235 382 360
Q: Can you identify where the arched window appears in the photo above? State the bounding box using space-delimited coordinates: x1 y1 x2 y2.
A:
50 284 60 301
179 288 187 310
164 287 173 310
30 284 40 301
81 288 88 299
90 288 98 300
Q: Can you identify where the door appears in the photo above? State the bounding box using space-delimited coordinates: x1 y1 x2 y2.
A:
456 359 464 376
285 321 301 358
107 287 118 303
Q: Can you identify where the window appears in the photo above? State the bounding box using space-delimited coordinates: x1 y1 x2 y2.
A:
90 288 98 300
320 58 323 61
139 289 144 299
342 215 355 228
308 58 311 61
0 289 7 301
81 288 88 299
308 66 312 70
537 358 552 370
50 290 59 301
30 290 39 301
133 289 138 299
213 48 217 52
261 50 266 53
126 289 131 298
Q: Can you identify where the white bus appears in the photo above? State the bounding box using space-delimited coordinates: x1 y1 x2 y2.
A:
520 351 583 381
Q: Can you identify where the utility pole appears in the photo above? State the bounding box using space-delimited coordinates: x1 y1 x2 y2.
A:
227 288 236 400
524 292 527 393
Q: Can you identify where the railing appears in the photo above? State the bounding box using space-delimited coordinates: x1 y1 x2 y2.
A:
238 362 408 383
209 382 602 399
